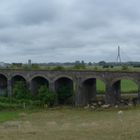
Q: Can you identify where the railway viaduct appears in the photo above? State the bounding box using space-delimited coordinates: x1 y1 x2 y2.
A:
0 69 140 106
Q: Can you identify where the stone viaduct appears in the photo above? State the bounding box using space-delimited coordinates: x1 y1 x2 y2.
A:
0 69 140 106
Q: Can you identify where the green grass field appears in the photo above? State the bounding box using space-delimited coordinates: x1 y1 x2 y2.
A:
0 107 140 140
96 79 138 94
0 111 19 122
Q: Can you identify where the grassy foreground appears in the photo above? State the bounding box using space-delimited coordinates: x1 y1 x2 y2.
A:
0 107 140 140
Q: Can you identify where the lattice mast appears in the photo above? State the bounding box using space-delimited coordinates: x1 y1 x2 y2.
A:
116 46 121 63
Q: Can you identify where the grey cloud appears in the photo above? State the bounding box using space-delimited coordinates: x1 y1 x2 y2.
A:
0 0 140 62
15 1 58 25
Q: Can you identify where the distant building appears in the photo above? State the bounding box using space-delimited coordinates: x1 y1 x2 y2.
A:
28 59 32 67
0 62 9 68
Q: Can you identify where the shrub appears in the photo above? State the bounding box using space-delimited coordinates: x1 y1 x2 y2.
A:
121 65 129 71
0 101 21 110
31 64 40 69
57 85 73 104
73 64 86 69
94 66 98 71
53 66 65 70
12 81 31 100
38 85 56 107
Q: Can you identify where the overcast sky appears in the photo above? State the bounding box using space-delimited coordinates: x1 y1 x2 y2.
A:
0 0 140 63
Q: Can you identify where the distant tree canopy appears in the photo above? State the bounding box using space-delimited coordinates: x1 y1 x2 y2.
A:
98 61 106 66
73 60 86 69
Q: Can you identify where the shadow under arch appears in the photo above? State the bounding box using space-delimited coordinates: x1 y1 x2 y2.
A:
54 77 74 105
11 75 27 96
31 76 49 95
81 76 106 85
53 75 73 83
78 77 106 106
0 74 8 95
29 74 50 83
11 75 27 87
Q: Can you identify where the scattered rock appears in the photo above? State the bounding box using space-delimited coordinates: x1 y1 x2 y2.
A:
118 110 123 115
90 105 96 109
98 101 102 106
84 104 90 109
3 121 21 129
115 105 118 108
128 103 133 107
101 104 110 109
92 103 97 107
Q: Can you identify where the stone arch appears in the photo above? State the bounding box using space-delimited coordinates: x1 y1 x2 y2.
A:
110 76 139 104
11 75 27 86
53 75 73 83
0 73 8 79
29 74 50 83
82 76 107 94
111 76 139 86
11 75 27 95
81 76 107 85
78 77 106 106
11 74 27 81
0 74 8 95
31 76 49 95
54 77 74 105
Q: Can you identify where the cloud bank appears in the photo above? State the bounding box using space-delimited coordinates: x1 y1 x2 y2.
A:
0 0 140 62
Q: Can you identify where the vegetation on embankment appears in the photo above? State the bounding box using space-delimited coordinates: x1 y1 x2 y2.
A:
2 63 140 72
0 80 74 110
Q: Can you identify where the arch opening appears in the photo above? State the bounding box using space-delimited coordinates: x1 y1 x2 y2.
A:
11 75 26 89
79 78 106 106
112 79 138 104
0 74 7 95
11 75 27 95
31 76 49 95
55 77 73 105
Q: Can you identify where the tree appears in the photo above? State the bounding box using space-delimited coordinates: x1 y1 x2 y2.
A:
98 61 106 66
88 62 92 66
73 60 86 69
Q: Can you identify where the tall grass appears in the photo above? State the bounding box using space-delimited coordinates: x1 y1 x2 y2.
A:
0 107 139 140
